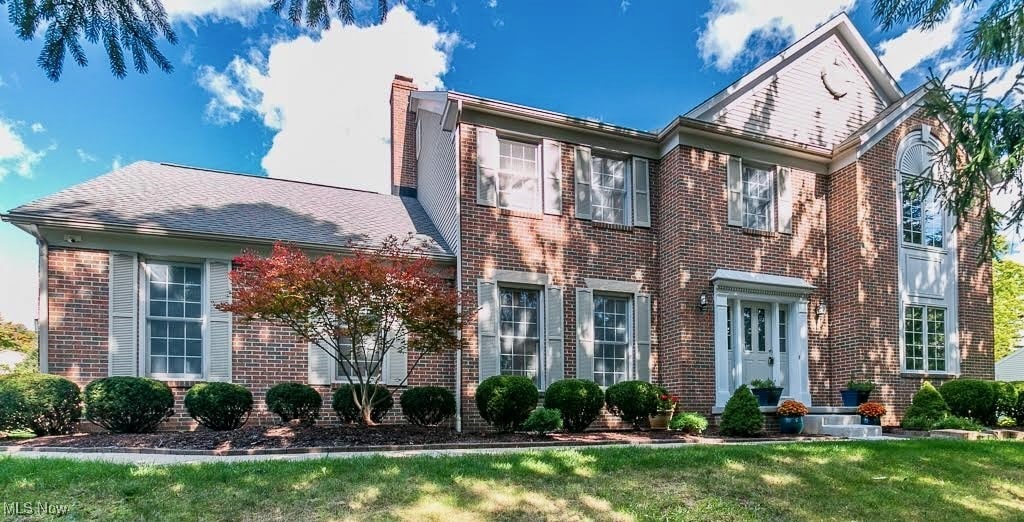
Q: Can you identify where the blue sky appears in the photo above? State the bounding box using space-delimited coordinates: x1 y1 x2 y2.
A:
0 0 990 326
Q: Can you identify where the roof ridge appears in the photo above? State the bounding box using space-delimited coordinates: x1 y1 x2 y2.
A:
156 162 389 197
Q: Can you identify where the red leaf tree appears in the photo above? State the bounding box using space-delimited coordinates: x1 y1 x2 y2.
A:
218 235 464 425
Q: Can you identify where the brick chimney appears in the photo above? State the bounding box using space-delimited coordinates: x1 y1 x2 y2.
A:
391 74 418 197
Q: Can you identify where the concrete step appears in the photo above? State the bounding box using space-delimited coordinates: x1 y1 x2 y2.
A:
820 424 882 438
803 414 861 434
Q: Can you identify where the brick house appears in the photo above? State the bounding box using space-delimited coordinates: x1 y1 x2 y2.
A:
2 14 992 429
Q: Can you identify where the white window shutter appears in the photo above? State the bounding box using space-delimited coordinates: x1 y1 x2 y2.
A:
545 286 564 386
636 294 652 382
386 330 408 386
727 156 743 226
307 342 332 385
477 280 500 381
575 288 594 381
632 157 651 227
575 146 593 219
476 127 499 206
542 139 563 215
206 260 232 382
776 166 793 234
108 252 138 376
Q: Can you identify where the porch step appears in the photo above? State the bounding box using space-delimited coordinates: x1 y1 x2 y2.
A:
803 414 861 434
819 424 882 438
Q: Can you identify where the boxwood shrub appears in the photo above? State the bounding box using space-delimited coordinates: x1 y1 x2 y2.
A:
604 380 665 429
521 407 563 433
939 379 995 425
266 383 322 426
992 381 1019 421
901 381 949 430
543 379 604 432
84 377 174 433
719 385 763 436
332 384 393 424
475 375 538 432
1011 382 1024 426
184 382 253 431
400 386 456 426
0 373 82 435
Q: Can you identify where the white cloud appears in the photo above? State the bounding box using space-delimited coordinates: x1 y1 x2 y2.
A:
76 148 98 163
939 60 1022 102
877 5 964 81
112 154 123 170
198 6 457 193
698 0 855 71
30 122 44 133
0 75 5 88
0 119 50 181
162 0 268 24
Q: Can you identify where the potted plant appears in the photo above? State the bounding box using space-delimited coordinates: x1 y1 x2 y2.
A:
750 379 783 407
776 399 809 434
841 378 875 407
649 393 679 430
857 402 886 426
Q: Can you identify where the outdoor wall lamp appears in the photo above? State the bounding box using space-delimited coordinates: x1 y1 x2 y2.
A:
698 292 708 312
816 300 827 317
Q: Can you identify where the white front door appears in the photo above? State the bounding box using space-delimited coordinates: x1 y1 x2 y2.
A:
740 302 774 385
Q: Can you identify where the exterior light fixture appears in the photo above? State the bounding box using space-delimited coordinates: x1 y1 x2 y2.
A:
816 301 827 317
698 292 708 312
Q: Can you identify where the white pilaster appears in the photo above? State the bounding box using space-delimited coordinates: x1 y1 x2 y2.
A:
714 293 731 407
731 299 744 391
770 301 782 387
793 300 812 404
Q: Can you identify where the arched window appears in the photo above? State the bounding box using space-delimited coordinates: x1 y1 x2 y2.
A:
897 129 944 248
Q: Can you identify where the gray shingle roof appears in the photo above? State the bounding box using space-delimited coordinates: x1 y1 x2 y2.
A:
5 161 452 258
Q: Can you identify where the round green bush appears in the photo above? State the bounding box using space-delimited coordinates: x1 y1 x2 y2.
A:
475 375 539 432
521 407 563 433
84 377 174 433
543 379 604 432
670 411 709 435
901 381 950 430
184 382 253 431
0 373 82 436
992 381 1019 420
939 379 995 424
604 380 665 429
400 386 456 426
1011 382 1024 426
266 383 322 426
720 385 763 436
332 384 393 424
932 415 984 432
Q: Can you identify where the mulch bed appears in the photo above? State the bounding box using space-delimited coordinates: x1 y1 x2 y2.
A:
0 425 825 453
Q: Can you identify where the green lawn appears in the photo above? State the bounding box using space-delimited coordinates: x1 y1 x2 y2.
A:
1 440 1022 521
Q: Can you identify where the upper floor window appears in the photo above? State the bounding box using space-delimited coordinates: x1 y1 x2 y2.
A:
592 156 628 225
593 294 632 386
742 165 773 231
497 138 540 211
726 156 792 234
898 132 945 248
146 262 204 379
499 286 542 386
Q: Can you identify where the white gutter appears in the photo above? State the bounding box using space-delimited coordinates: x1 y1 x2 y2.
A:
27 224 48 373
453 122 464 433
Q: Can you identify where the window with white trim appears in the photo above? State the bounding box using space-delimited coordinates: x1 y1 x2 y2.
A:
742 165 773 231
499 287 542 386
146 263 204 378
901 181 944 247
592 155 628 225
593 294 631 386
333 336 384 382
497 138 540 211
904 305 947 372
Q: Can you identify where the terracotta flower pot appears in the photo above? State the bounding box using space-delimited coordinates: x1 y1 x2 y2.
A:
649 411 673 430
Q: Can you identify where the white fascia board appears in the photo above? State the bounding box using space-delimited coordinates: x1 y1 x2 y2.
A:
711 269 816 292
410 91 448 115
829 88 930 173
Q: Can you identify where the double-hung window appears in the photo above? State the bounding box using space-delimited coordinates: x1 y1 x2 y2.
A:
146 263 204 379
499 287 542 386
742 165 773 231
497 139 540 212
334 336 384 382
901 180 943 248
592 155 628 225
593 294 631 386
904 305 947 372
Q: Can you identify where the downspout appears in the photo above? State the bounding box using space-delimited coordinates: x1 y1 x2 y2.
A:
29 225 48 373
453 116 464 433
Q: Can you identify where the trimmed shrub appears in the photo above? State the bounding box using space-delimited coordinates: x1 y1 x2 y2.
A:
543 379 604 432
184 382 253 431
992 381 1019 420
997 415 1017 428
1011 382 1024 426
0 374 82 436
604 380 665 429
901 381 950 430
400 386 456 426
266 383 322 426
719 385 763 437
332 384 393 424
521 408 563 433
932 415 984 432
670 411 709 435
475 375 539 432
84 377 174 433
939 379 995 425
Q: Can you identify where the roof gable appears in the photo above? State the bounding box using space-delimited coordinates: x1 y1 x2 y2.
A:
687 13 903 149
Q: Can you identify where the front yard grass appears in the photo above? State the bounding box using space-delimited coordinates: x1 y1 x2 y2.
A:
1 439 1023 521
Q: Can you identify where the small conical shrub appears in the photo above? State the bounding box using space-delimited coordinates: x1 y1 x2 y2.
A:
720 385 763 436
901 381 949 430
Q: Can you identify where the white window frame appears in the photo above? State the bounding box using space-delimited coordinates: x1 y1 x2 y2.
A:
496 137 542 212
331 335 389 384
900 176 945 249
741 164 774 231
497 283 545 388
592 292 634 386
141 259 206 381
902 304 949 373
591 154 632 225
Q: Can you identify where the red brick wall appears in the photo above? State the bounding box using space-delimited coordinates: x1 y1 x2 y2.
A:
47 248 110 384
391 75 418 197
457 123 660 430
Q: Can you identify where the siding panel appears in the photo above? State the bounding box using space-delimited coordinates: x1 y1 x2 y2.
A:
416 111 460 255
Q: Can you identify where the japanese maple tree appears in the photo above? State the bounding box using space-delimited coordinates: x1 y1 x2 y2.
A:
218 235 464 425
